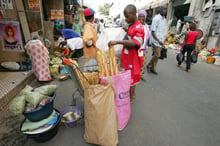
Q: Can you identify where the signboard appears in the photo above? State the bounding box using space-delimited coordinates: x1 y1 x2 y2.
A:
0 21 24 52
51 9 64 20
0 0 13 9
27 0 40 9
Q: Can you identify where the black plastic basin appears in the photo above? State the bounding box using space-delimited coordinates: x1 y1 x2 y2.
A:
23 93 56 122
22 109 60 143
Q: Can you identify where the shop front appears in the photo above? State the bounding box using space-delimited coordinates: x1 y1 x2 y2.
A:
173 0 190 21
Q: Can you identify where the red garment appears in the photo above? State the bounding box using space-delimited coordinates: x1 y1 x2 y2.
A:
63 48 69 56
121 21 145 86
186 31 198 45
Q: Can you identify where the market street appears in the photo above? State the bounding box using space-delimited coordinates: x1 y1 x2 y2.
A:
25 50 220 146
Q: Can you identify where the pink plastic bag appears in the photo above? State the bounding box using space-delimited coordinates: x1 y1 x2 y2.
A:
100 70 131 131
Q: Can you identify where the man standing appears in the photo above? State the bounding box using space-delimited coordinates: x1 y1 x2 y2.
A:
108 4 145 102
147 6 167 75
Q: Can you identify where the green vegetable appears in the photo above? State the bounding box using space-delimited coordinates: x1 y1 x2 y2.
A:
20 85 33 95
25 92 47 107
50 57 62 65
9 95 26 115
34 85 57 96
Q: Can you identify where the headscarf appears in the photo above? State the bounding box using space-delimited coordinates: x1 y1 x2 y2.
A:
138 10 148 19
83 8 95 17
61 29 80 40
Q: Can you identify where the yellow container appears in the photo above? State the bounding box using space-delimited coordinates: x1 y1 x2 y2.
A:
206 56 215 64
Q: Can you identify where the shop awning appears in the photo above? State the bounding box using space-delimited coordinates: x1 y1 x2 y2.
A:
138 0 169 10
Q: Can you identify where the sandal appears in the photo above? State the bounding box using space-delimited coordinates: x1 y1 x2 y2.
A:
130 98 134 104
130 96 136 104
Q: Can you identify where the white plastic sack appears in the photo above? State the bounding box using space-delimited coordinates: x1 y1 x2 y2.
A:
96 27 126 55
1 62 20 70
83 57 98 72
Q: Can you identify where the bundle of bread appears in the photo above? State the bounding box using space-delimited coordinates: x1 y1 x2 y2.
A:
83 72 99 85
96 50 109 77
96 46 119 77
109 46 119 76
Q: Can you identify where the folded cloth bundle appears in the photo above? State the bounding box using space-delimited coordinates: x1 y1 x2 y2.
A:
21 110 56 131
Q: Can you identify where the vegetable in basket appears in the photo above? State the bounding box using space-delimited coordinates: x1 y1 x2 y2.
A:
25 92 47 107
20 85 33 95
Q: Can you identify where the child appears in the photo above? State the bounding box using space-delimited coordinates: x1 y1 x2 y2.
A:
108 4 145 102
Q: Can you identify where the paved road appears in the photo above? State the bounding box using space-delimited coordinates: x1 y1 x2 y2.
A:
28 50 220 146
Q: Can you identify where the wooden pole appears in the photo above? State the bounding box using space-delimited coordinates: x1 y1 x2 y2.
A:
14 0 31 42
39 0 45 37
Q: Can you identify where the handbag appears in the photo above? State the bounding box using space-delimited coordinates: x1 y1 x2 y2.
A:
176 52 184 63
191 51 198 63
159 47 167 60
152 47 167 60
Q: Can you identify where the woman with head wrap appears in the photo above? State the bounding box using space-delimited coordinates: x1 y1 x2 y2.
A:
138 10 150 79
82 8 99 72
25 40 51 81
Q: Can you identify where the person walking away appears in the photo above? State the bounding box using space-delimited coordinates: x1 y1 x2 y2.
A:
108 4 145 102
177 22 198 72
83 8 98 61
147 6 167 75
25 40 51 81
60 37 83 58
72 16 83 36
138 10 150 80
99 19 105 34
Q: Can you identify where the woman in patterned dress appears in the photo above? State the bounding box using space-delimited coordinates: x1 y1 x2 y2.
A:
25 40 51 81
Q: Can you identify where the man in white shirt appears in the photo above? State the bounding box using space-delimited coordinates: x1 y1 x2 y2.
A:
147 6 167 75
60 37 83 58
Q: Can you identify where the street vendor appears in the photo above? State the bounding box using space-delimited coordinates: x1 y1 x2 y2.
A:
83 8 98 62
60 37 83 58
61 29 80 40
108 4 145 103
25 40 51 81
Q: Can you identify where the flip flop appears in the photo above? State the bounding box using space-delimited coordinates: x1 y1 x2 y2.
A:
130 96 136 104
130 99 134 104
